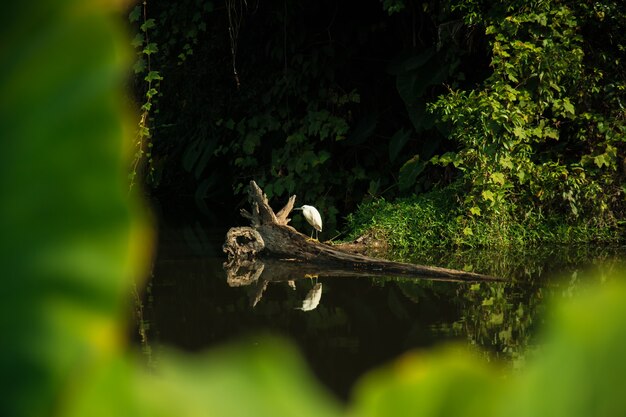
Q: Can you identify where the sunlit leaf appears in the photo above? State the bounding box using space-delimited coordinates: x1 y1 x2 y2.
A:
490 312 504 325
482 190 495 202
490 172 505 185
469 206 482 216
562 98 575 115
594 154 608 168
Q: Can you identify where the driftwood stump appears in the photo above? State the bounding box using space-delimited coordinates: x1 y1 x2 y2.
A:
223 181 500 284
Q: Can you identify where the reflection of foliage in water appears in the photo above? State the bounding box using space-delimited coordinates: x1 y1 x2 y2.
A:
451 281 540 367
390 245 626 366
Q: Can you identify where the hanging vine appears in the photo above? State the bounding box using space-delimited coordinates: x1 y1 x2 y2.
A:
226 0 247 89
129 0 162 191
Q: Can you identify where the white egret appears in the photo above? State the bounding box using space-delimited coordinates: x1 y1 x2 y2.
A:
294 205 322 240
296 283 323 312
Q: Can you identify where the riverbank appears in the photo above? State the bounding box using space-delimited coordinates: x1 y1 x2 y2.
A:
344 186 624 251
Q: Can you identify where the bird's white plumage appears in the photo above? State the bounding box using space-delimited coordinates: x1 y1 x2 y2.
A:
296 283 323 311
300 205 322 231
295 204 322 239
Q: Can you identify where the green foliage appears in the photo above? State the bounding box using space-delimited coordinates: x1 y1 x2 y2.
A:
381 0 406 15
5 5 626 417
217 82 359 232
352 346 503 417
128 0 218 199
346 184 620 249
456 280 538 365
0 2 147 416
429 1 626 227
129 0 625 246
345 186 463 249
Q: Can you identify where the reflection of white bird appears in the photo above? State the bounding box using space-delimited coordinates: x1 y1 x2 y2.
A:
294 205 322 240
296 283 323 312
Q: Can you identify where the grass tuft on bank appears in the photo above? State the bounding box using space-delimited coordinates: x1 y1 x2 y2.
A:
345 185 623 251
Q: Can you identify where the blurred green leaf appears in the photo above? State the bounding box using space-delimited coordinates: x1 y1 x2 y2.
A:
133 57 147 73
482 190 495 202
0 2 149 417
131 33 144 48
562 98 575 115
504 282 626 417
350 346 501 417
490 172 505 185
129 6 141 23
134 340 341 417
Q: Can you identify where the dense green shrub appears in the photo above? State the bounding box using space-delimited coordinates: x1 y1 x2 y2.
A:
429 1 626 226
347 186 619 249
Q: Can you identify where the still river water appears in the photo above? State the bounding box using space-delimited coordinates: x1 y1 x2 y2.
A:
132 203 626 400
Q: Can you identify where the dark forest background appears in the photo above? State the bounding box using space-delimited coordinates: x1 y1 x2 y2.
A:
129 0 626 238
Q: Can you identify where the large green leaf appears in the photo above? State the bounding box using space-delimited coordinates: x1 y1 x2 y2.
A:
350 346 501 417
134 340 341 417
62 338 342 417
504 283 626 417
0 2 150 417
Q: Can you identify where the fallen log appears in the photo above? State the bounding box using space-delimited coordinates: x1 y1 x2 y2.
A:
223 180 500 282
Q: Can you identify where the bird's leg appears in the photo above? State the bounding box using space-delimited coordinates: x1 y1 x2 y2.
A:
306 228 318 242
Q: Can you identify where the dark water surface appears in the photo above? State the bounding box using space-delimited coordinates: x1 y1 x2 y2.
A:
133 203 626 400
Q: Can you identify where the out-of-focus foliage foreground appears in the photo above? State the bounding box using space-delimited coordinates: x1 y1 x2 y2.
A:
131 0 625 240
2 2 626 417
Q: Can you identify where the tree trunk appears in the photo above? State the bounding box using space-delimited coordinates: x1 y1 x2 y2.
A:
223 180 500 283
